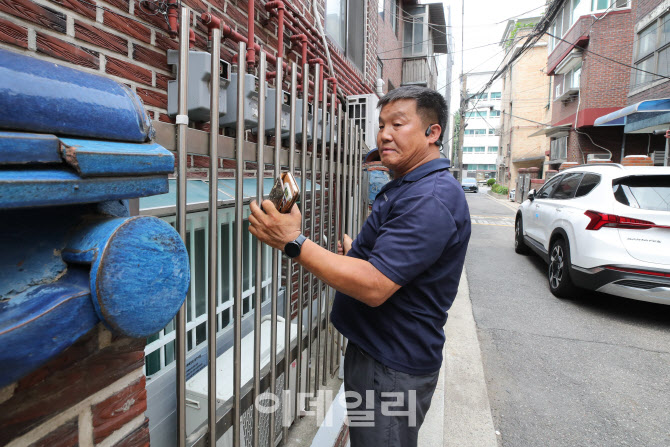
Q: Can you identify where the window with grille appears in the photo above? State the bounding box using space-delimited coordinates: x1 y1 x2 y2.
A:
144 207 274 377
550 136 568 160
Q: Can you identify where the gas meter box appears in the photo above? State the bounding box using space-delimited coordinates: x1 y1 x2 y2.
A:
294 99 313 143
220 73 266 130
260 88 291 138
167 50 230 122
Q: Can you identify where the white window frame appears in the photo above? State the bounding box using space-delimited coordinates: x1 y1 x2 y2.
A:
551 136 568 160
632 12 670 88
403 5 429 57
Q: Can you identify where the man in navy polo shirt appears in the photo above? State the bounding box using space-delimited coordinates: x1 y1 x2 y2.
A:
249 86 471 447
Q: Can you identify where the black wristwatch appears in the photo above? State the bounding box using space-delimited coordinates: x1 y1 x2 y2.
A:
284 234 307 258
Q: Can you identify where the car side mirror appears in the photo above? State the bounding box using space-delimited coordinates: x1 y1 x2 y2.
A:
527 189 536 201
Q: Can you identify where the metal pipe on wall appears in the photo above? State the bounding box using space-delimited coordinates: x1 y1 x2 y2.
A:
295 62 309 420
283 60 298 442
307 62 320 399
175 8 190 447
269 57 283 447
233 41 248 447
323 91 335 386
252 51 267 447
314 77 327 394
207 26 222 447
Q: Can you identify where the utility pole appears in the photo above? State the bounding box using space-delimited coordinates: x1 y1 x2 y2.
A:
458 74 467 182
457 0 465 182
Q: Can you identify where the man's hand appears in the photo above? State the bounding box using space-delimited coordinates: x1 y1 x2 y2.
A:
337 234 353 256
248 200 302 251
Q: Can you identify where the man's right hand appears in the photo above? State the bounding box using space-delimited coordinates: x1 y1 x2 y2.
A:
337 234 353 256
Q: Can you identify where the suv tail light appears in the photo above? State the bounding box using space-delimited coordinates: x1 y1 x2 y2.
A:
584 210 655 230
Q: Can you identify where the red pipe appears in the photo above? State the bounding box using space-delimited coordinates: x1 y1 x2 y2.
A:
265 1 285 59
200 12 221 42
326 77 338 96
309 58 325 100
189 29 195 49
282 10 372 94
167 0 179 38
221 24 287 72
247 0 255 70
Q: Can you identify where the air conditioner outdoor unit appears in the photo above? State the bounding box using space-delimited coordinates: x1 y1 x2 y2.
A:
587 154 611 162
348 94 380 152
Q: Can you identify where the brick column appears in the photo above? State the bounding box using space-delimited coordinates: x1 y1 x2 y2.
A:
0 325 149 447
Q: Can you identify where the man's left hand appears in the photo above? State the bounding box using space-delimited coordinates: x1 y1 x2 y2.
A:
248 200 302 251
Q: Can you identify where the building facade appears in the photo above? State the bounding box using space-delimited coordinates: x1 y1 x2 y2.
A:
498 17 551 189
462 71 502 180
535 0 641 171
376 0 449 92
593 0 670 165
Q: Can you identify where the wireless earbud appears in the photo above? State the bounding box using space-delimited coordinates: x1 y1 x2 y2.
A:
425 125 432 137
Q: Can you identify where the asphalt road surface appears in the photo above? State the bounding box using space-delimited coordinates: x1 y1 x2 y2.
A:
463 189 670 447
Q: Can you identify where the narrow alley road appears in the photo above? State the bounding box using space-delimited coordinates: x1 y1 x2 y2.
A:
463 191 670 447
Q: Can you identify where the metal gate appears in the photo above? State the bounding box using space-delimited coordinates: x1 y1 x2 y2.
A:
149 9 368 446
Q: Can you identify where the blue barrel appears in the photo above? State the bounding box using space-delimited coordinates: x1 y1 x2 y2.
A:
0 49 153 142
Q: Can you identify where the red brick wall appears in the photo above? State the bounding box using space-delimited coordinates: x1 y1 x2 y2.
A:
549 10 633 127
0 326 148 446
376 0 403 93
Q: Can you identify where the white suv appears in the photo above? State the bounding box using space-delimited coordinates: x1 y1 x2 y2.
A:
515 164 670 304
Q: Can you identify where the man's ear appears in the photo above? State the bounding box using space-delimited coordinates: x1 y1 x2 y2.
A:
427 124 442 146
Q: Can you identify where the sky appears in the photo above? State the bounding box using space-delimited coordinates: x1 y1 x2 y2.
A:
435 0 548 119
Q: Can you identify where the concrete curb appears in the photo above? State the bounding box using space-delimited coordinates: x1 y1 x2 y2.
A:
419 270 498 447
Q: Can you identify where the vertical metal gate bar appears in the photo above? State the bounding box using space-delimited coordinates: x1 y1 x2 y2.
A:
314 78 327 395
354 126 361 234
295 62 309 420
175 8 190 447
233 41 247 447
355 126 361 235
253 51 266 447
356 129 367 234
307 63 319 399
340 107 348 243
323 91 335 386
331 103 342 377
207 26 221 447
347 120 356 239
283 61 298 442
269 57 282 447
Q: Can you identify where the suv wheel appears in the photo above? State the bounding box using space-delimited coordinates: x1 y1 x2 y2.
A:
548 238 577 298
515 217 530 255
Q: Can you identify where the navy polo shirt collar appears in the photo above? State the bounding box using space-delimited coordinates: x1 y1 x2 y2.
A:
379 158 451 195
402 158 451 183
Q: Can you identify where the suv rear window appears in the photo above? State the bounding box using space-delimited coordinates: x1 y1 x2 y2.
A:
575 173 601 197
613 175 670 211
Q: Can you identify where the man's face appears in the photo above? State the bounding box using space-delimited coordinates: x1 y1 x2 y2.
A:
377 99 434 177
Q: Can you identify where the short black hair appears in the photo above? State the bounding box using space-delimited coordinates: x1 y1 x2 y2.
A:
378 86 448 146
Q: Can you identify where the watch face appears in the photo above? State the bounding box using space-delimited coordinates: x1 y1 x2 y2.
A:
285 241 300 258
